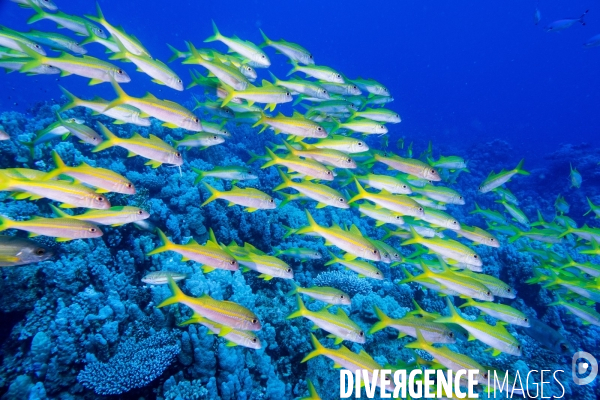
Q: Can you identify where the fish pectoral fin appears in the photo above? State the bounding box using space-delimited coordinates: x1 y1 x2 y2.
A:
180 257 190 262
88 78 104 85
110 224 125 227
333 336 343 345
315 203 327 209
323 240 334 246
28 233 40 238
60 70 72 77
241 266 251 273
332 362 343 369
398 332 407 338
144 160 162 168
358 274 366 278
61 133 70 140
151 79 166 86
258 274 274 281
244 207 258 213
162 122 179 128
218 326 233 337
201 266 216 274
59 204 78 209
225 341 237 347
227 202 236 207
95 188 110 193
113 120 126 125
467 333 477 341
309 324 319 331
127 151 137 158
55 237 73 242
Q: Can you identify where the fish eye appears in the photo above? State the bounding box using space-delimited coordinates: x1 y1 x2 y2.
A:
286 92 291 96
35 44 41 49
317 127 323 131
261 55 266 59
213 136 217 140
560 344 567 351
394 254 399 257
490 238 495 242
340 295 345 299
177 79 182 83
339 198 345 202
431 169 435 173
524 318 529 323
336 74 341 78
269 199 274 203
175 152 182 157
507 288 511 293
252 318 258 324
346 158 351 162
35 248 45 255
309 54 313 59
372 250 378 254
517 345 521 350
402 185 408 189
359 331 364 337
252 338 257 342
452 221 457 225
194 117 199 123
418 207 423 212
357 142 363 146
396 216 401 220
486 291 491 296
326 171 332 175
97 196 104 201
448 332 454 338
126 183 133 188
459 196 463 200
89 228 97 233
117 69 124 74
380 125 385 129
473 255 478 259
286 268 292 273
353 85 357 89
376 271 380 275
478 186 482 190
229 260 236 265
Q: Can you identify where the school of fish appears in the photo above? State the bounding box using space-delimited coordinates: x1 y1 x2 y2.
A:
1 1 599 398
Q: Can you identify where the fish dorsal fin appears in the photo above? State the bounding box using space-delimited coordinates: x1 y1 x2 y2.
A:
349 224 362 236
143 92 158 100
243 242 265 255
148 134 163 142
292 111 304 118
187 238 199 245
261 79 272 87
131 132 145 140
204 240 220 250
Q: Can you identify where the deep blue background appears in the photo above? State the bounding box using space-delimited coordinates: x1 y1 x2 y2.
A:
1 0 598 163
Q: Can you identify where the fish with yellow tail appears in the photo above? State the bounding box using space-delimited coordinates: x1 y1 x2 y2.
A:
259 29 314 65
104 80 202 131
179 313 262 349
221 80 293 111
435 298 522 356
262 148 334 181
369 305 455 343
0 215 102 242
201 182 276 212
348 179 424 217
301 334 396 394
299 380 321 400
147 228 238 274
325 251 384 280
275 169 348 209
478 159 529 193
295 210 381 261
49 204 149 227
402 227 482 267
158 276 261 331
93 123 182 168
287 282 351 306
287 296 365 344
205 21 270 67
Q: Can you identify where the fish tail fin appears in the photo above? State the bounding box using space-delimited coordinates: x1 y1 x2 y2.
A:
0 215 14 232
146 228 175 256
48 204 68 217
84 2 105 24
514 159 529 175
338 170 356 187
104 79 130 112
278 192 294 208
274 168 292 191
26 3 47 24
368 306 392 334
404 329 429 350
204 20 222 43
261 147 281 169
402 227 423 246
347 178 368 204
201 182 222 207
286 295 307 319
92 122 119 152
251 111 267 129
17 44 46 73
220 84 237 108
584 197 596 216
435 298 462 324
296 210 319 235
301 333 327 363
580 9 589 25
399 266 416 284
246 150 266 164
281 140 298 156
286 60 299 77
548 294 565 307
267 70 279 85
285 281 299 296
281 225 297 239
507 226 524 243
324 251 339 266
191 167 205 185
157 276 187 308
44 150 67 180
259 28 271 48
58 86 83 112
166 43 183 63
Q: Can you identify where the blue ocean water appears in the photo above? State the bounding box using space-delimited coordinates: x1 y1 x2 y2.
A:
0 0 599 399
